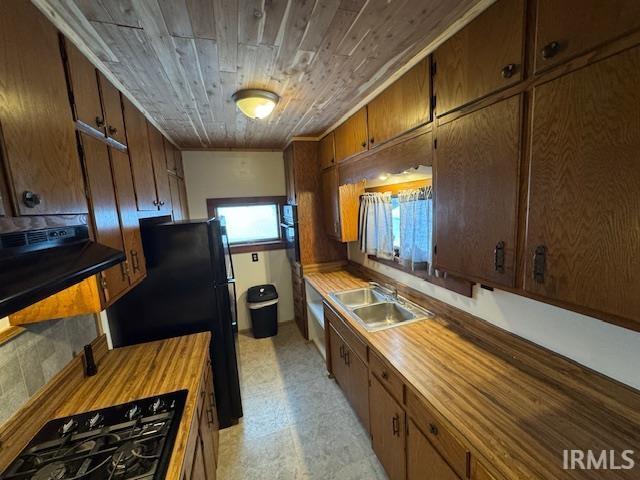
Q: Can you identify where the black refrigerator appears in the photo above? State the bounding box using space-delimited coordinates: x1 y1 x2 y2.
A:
107 218 242 428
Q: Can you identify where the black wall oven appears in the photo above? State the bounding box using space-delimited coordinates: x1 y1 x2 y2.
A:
281 204 300 264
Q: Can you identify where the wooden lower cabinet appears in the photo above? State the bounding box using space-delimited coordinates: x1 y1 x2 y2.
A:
407 418 460 480
328 323 369 431
369 375 406 480
291 263 307 339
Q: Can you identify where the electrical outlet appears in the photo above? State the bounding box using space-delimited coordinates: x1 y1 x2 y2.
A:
251 253 259 262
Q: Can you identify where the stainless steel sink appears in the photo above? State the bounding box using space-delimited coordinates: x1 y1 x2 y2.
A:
329 284 433 332
331 287 387 308
352 302 416 328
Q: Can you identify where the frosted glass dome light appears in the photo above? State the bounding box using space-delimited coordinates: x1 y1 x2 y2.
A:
232 89 279 119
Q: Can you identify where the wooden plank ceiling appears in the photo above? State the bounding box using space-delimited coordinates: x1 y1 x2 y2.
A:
35 0 486 149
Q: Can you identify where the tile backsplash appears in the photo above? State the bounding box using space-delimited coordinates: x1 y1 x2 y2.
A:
0 315 97 424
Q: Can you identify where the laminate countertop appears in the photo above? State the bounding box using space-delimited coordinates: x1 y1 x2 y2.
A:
305 270 640 480
55 332 211 480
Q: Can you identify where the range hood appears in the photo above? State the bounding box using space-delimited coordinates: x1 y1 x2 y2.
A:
0 224 125 317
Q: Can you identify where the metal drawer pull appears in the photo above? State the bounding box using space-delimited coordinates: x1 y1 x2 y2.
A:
381 370 389 380
392 414 400 436
541 41 560 59
429 423 439 436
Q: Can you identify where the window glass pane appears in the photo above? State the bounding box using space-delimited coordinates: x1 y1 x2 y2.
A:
218 204 279 244
391 196 400 251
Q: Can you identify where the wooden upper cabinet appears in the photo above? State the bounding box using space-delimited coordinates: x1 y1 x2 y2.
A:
524 46 640 328
338 181 365 243
164 138 178 173
175 150 184 178
407 419 459 480
367 58 431 146
169 174 184 221
283 145 296 204
334 107 368 162
370 375 406 480
319 132 336 170
122 97 158 211
321 166 340 238
78 133 128 304
0 0 86 216
148 124 173 211
534 0 640 73
99 74 127 145
435 95 521 288
64 40 105 134
110 148 147 285
433 0 525 115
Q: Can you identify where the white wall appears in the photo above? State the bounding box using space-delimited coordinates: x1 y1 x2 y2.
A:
182 150 294 331
349 244 640 390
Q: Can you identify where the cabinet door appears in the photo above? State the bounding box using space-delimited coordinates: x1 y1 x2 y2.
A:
535 0 640 73
122 98 158 210
370 375 406 480
199 396 217 479
79 134 128 304
0 0 87 215
99 74 127 145
321 167 340 238
319 132 336 170
164 138 178 173
64 41 105 133
148 123 173 211
435 95 521 287
368 58 430 146
178 178 189 220
344 343 369 431
329 324 347 388
190 437 207 480
338 182 364 242
110 148 147 284
169 174 184 221
524 47 640 325
433 0 524 115
334 107 368 162
407 418 459 480
175 150 184 178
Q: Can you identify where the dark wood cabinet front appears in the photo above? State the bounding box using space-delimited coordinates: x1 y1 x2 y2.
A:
164 138 178 173
321 166 340 238
122 97 158 211
64 40 105 134
110 148 147 285
148 124 173 211
367 58 431 146
369 375 406 480
169 174 184 221
407 418 459 480
79 133 129 304
334 107 368 162
433 0 525 115
524 46 640 327
0 0 87 216
99 74 127 145
534 0 640 73
435 95 521 288
319 132 335 170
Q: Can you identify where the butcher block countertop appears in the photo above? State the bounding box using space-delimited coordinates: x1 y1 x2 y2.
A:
305 270 640 480
57 333 211 480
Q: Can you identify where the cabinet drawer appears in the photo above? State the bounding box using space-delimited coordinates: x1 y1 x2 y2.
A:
369 350 404 404
324 304 367 362
406 389 469 479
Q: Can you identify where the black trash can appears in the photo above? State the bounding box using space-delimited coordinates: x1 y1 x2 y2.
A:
247 284 279 338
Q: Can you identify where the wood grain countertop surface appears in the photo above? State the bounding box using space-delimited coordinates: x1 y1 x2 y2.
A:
305 269 640 480
55 332 211 480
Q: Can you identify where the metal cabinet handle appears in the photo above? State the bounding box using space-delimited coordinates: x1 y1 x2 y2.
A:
381 370 389 380
541 41 560 59
370 137 375 144
153 200 159 206
22 191 41 208
206 407 214 425
533 245 547 283
159 201 165 206
429 423 439 436
361 141 366 148
494 241 505 273
339 344 345 359
344 350 350 366
131 250 140 272
108 125 118 135
392 414 400 436
501 63 516 79
120 262 128 281
95 116 105 127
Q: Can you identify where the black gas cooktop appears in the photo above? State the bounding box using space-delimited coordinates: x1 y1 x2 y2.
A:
0 390 187 480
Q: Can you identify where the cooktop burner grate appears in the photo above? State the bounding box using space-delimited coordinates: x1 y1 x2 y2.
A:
0 390 187 480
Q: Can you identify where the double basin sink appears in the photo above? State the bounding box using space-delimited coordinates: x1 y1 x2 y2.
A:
329 284 433 332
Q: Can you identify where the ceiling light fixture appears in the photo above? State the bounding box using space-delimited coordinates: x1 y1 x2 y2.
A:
232 89 279 120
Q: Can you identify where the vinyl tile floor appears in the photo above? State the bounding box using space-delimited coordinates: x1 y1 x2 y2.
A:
217 322 387 479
